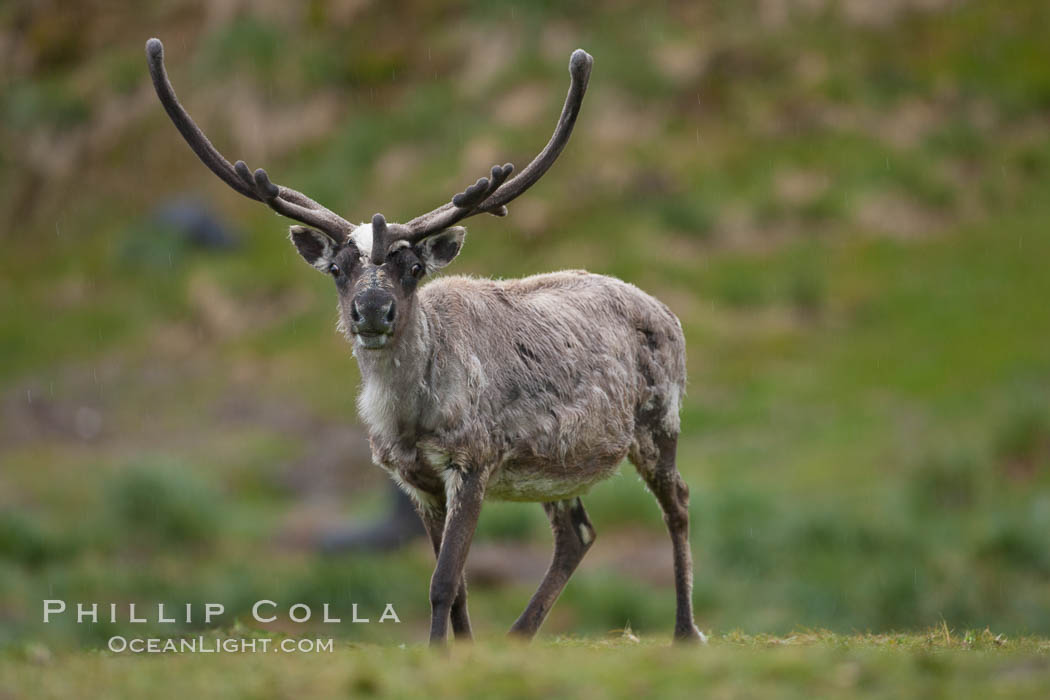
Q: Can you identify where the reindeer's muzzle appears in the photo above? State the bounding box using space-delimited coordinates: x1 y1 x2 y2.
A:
350 290 396 349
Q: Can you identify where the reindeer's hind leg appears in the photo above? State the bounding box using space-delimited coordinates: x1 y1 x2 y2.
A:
509 498 595 639
630 429 705 644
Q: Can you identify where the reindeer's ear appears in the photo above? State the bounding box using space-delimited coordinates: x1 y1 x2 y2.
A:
416 227 466 273
289 225 338 272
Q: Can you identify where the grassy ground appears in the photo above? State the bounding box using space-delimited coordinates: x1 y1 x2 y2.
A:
3 630 1049 699
3 0 1050 694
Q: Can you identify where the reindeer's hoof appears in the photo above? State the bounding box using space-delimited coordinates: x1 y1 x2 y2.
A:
674 625 708 645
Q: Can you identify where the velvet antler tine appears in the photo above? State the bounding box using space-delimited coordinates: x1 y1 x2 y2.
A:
489 163 513 190
451 177 491 209
252 168 281 201
235 159 329 213
234 160 255 188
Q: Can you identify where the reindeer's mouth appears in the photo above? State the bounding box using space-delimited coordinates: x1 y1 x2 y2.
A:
355 331 391 349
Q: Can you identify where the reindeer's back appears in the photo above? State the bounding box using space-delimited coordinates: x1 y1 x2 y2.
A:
418 271 685 499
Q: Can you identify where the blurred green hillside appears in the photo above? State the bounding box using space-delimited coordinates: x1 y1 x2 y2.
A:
2 0 1050 653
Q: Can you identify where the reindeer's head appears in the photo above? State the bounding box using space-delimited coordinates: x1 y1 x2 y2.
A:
145 38 591 351
287 219 466 349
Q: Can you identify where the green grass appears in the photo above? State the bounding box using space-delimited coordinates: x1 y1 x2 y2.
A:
3 0 1050 693
3 630 1049 699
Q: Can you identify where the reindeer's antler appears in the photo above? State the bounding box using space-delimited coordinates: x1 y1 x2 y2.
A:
371 49 593 262
146 38 355 242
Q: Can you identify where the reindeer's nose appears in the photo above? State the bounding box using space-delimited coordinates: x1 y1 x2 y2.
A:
351 292 396 337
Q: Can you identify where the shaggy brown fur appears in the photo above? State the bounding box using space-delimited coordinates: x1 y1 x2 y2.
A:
297 221 703 645
359 269 685 505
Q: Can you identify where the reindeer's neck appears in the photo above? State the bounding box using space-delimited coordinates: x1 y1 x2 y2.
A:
353 302 433 445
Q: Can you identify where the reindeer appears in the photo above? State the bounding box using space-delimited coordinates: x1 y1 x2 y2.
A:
146 37 703 645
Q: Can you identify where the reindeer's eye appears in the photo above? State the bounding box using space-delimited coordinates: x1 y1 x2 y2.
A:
328 263 341 276
411 263 424 278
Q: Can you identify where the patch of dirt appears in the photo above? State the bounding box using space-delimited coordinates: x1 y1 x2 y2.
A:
774 168 830 207
758 0 959 28
228 87 343 164
273 497 371 551
1 385 106 446
652 42 708 85
590 91 661 148
494 83 552 128
375 144 425 188
852 191 946 239
539 21 577 64
0 358 132 449
455 25 520 97
184 271 313 340
877 98 940 150
460 136 504 180
506 199 551 239
710 200 806 254
840 0 960 27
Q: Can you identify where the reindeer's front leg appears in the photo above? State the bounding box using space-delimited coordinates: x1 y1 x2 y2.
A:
429 465 487 645
416 503 472 640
